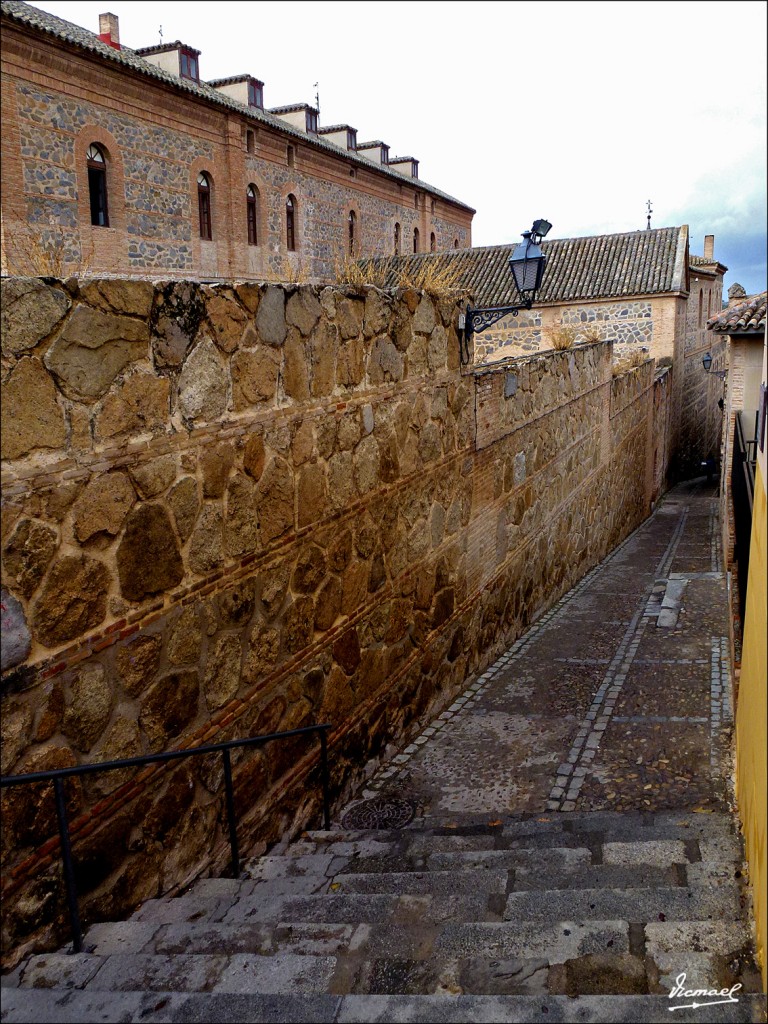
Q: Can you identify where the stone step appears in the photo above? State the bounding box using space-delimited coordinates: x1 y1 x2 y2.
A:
1 989 765 1024
324 868 509 897
223 890 502 926
503 884 744 924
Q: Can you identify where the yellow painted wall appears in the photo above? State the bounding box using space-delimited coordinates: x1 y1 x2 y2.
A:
735 458 767 990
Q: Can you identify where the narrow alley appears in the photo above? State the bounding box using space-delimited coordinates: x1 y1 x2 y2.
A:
2 479 765 1023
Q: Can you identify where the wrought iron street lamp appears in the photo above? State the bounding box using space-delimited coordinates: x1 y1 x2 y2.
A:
459 218 552 364
702 352 728 379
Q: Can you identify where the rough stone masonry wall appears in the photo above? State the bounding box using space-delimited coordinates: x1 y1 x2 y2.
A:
0 278 659 964
473 300 655 366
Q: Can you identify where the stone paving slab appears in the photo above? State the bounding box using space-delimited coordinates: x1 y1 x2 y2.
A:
149 922 276 956
211 952 337 993
425 848 592 873
331 869 508 897
4 989 764 1024
503 885 743 923
435 921 631 959
512 864 681 891
334 993 768 1023
644 921 755 956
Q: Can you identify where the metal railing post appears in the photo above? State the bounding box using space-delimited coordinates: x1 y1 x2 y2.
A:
53 777 83 953
221 748 240 878
2 722 332 951
320 729 331 830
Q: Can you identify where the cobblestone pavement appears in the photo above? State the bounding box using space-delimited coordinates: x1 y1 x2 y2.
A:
352 478 736 822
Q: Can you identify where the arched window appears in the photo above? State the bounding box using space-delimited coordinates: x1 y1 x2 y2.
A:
87 143 109 226
430 232 436 252
394 222 401 255
246 184 258 245
453 238 459 249
287 145 295 168
286 194 296 251
414 194 419 210
348 210 356 254
198 172 212 240
413 227 420 253
246 130 255 154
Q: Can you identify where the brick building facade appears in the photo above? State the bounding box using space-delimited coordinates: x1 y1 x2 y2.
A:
0 2 474 282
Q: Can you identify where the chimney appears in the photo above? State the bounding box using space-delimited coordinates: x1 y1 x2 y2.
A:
98 12 121 49
703 234 715 261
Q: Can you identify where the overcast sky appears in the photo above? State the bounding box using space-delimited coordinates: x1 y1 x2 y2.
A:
29 0 768 296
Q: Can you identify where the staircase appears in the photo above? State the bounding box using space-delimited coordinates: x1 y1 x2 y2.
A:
2 807 764 1023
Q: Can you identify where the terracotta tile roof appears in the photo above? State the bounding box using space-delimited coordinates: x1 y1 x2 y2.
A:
208 74 263 88
365 227 689 305
1 0 475 212
707 292 767 334
268 103 316 115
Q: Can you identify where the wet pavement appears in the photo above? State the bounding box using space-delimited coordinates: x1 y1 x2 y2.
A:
351 477 735 822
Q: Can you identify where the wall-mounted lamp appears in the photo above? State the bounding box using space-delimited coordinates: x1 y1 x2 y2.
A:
702 352 727 379
458 219 552 364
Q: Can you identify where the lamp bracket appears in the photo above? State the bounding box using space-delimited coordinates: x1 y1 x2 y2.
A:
459 300 534 366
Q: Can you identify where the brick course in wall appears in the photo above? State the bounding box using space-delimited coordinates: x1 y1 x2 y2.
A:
0 276 671 966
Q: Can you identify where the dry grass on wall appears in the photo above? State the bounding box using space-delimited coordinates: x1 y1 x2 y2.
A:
334 252 466 301
1 217 93 277
612 350 650 377
542 322 577 351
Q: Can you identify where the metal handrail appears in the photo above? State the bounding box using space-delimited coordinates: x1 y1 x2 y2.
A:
1 723 332 954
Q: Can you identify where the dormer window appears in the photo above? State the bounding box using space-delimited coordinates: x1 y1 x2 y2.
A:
347 129 357 150
248 80 264 109
306 109 318 134
180 49 199 81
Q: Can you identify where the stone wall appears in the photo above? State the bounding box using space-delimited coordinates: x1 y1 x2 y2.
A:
1 278 662 964
472 300 656 366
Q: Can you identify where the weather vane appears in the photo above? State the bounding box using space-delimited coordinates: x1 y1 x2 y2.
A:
159 25 163 43
646 199 653 231
314 82 320 116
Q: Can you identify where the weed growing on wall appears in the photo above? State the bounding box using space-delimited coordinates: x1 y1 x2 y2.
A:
395 257 464 299
543 322 577 350
333 251 390 290
1 215 93 277
612 349 650 376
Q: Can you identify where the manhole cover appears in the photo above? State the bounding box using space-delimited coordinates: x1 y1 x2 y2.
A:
340 795 415 830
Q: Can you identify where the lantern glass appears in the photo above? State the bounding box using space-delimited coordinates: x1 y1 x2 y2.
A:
510 232 546 295
702 352 713 372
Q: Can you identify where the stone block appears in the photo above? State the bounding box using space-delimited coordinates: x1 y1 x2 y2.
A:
117 634 163 696
255 286 287 347
116 504 183 602
139 670 199 749
0 278 70 357
1 357 66 460
45 304 148 400
31 554 110 646
2 518 58 598
178 338 228 422
129 455 177 499
95 371 170 440
62 662 112 752
231 347 280 409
